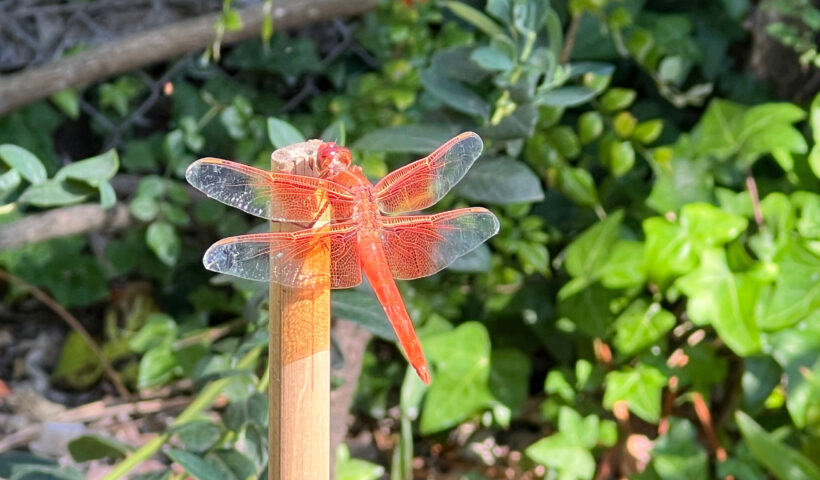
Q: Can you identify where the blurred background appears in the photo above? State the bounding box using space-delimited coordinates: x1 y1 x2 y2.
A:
1 0 820 479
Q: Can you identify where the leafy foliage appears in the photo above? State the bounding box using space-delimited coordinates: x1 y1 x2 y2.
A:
2 0 820 478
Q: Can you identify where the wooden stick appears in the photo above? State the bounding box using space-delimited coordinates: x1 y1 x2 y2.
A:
269 142 331 480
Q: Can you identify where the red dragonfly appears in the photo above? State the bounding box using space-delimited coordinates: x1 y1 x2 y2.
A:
185 132 499 384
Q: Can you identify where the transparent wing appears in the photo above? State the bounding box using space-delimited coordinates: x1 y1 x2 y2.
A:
373 132 483 214
379 207 499 280
186 158 356 222
203 223 361 288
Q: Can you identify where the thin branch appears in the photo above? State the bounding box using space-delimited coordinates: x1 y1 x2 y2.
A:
560 14 582 64
0 269 131 400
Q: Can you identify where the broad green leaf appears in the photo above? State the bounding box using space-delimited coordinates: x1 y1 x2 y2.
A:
489 349 531 416
651 419 709 480
456 157 544 204
741 355 781 413
646 157 713 214
597 240 646 289
758 242 820 330
18 179 89 206
52 331 104 389
551 164 599 207
146 221 180 267
0 144 47 184
0 169 21 196
130 313 177 352
557 407 599 449
676 249 761 355
137 346 177 389
564 210 623 282
633 119 663 144
608 140 635 177
526 433 595 480
442 1 505 38
738 103 805 142
558 282 619 338
448 243 492 273
56 150 119 187
166 449 223 480
353 125 462 154
266 117 306 149
480 104 538 140
693 98 745 157
68 434 131 462
642 217 697 284
331 289 396 340
223 392 267 431
741 124 807 158
420 322 494 434
176 421 221 453
535 87 598 107
811 90 820 141
471 46 514 71
130 195 159 221
736 411 820 480
603 364 667 422
613 299 676 355
766 313 820 428
680 202 747 247
421 68 491 118
546 126 581 159
205 450 257 480
335 445 385 480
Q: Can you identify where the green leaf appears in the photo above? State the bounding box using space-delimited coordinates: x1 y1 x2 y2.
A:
130 195 159 221
98 181 116 209
146 221 180 267
693 98 745 157
646 157 713 214
642 217 697 284
52 331 104 389
516 241 550 276
578 112 603 144
552 164 599 207
167 449 223 480
758 242 820 330
223 392 267 431
137 346 177 389
741 124 807 158
0 169 21 196
448 243 492 273
564 210 623 282
456 157 544 204
675 249 761 356
651 418 709 480
766 314 820 428
205 450 257 480
130 313 177 352
331 290 396 340
810 90 820 142
739 103 805 140
352 125 461 154
613 299 676 355
597 240 646 289
267 117 306 149
420 322 494 434
0 144 47 184
558 406 599 449
18 179 89 206
633 119 663 144
535 87 598 107
335 444 385 480
600 88 636 112
558 283 619 338
320 121 346 145
56 150 119 187
50 88 80 120
442 1 505 38
471 46 514 71
421 68 491 118
735 411 820 480
68 434 131 462
680 203 748 247
603 364 667 422
489 349 531 416
526 433 596 480
176 421 222 453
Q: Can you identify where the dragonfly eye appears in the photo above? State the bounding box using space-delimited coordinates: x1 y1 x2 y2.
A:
317 142 352 177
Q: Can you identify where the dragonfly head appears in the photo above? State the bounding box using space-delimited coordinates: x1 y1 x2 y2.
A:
317 142 352 179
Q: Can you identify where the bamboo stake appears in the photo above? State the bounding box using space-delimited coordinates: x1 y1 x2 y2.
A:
269 142 331 480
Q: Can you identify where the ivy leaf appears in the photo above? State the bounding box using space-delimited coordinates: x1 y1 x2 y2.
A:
335 444 385 480
526 433 596 480
420 322 494 434
736 411 820 480
613 299 676 355
675 248 761 356
766 314 820 428
603 364 667 422
564 210 623 283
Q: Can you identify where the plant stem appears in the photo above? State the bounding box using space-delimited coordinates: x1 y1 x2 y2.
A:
102 346 263 480
0 269 131 400
561 14 582 64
